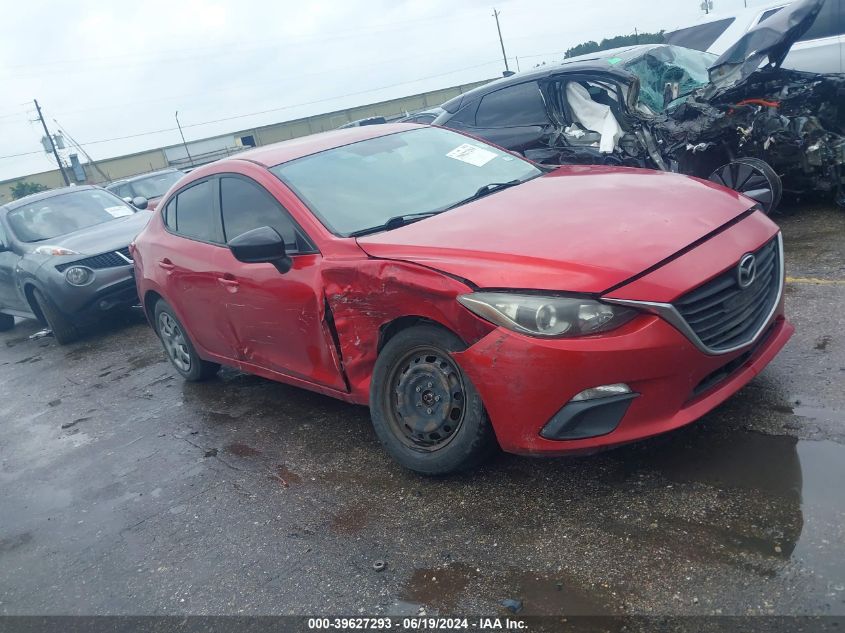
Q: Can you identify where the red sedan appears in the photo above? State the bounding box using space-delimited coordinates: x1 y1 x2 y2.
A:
132 124 793 474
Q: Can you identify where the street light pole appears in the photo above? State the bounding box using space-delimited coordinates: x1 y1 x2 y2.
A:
492 9 511 75
34 99 69 186
175 111 194 167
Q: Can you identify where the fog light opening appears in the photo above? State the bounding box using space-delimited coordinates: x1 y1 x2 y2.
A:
570 383 632 402
65 266 94 286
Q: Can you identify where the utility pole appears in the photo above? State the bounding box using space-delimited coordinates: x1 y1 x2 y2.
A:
175 111 194 167
53 119 109 182
492 9 512 76
34 99 69 186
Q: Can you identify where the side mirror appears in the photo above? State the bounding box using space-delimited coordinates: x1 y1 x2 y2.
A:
131 196 149 210
228 226 291 273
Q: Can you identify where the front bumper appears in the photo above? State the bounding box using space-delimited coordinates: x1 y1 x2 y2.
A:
452 309 793 456
40 264 138 320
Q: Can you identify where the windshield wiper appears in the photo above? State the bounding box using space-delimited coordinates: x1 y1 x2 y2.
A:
348 211 445 238
444 180 523 211
348 179 526 238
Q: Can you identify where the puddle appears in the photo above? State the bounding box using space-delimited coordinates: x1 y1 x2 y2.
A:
637 431 804 498
627 431 845 587
401 564 618 615
791 441 845 591
226 443 261 457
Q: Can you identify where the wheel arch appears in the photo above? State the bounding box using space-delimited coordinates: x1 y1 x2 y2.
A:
377 315 463 353
22 282 46 325
143 290 164 329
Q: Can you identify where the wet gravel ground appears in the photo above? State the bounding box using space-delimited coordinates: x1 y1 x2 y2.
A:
0 204 843 617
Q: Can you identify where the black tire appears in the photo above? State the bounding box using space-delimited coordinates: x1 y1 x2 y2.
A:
708 157 783 215
32 288 80 345
153 299 219 382
0 313 14 332
369 324 498 475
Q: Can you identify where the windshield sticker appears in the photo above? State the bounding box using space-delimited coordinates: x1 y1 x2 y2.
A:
607 57 623 65
105 206 133 218
446 144 498 167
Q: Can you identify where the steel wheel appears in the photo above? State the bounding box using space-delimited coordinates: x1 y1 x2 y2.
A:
385 345 467 452
158 312 191 372
708 158 782 215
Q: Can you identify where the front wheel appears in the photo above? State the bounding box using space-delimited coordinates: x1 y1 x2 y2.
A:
32 288 79 344
369 324 498 475
153 299 219 382
709 158 782 215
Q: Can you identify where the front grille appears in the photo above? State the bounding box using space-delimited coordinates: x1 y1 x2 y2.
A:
690 323 776 399
116 246 133 261
55 247 132 272
674 237 780 352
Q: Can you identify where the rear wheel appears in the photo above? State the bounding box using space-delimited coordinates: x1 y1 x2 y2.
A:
709 157 782 215
0 313 14 332
153 299 219 382
32 288 79 345
370 324 497 475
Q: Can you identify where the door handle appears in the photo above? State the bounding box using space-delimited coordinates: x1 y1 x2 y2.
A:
158 259 175 271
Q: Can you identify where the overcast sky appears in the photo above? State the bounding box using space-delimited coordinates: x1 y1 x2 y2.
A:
0 0 775 181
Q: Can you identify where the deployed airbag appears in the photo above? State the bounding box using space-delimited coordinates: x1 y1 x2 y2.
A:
566 83 623 153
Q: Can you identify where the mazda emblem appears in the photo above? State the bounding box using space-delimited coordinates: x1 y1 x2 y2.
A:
737 253 757 288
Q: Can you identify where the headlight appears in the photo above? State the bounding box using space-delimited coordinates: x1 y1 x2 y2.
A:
65 266 94 286
33 245 80 256
457 292 639 338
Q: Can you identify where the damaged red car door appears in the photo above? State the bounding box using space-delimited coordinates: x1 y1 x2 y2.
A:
215 173 346 390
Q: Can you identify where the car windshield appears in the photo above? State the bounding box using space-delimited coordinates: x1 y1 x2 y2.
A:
271 127 542 236
624 45 717 113
6 189 135 242
131 171 183 199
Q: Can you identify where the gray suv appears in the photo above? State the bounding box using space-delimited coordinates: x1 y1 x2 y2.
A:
0 186 151 343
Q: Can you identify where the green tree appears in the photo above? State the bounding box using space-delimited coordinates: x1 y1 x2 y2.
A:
10 181 49 200
564 31 665 59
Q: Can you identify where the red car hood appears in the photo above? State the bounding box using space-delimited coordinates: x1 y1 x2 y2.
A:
357 166 755 293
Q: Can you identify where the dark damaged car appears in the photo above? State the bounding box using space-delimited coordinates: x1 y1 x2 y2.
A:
0 186 151 343
434 0 845 212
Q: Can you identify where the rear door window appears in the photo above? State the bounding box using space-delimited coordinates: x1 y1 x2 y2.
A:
171 180 224 244
219 176 313 253
799 0 844 40
475 82 550 127
758 7 783 23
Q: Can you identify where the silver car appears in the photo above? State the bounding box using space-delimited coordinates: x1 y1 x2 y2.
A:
0 186 151 344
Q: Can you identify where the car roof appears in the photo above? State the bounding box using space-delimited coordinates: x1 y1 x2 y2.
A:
216 123 427 168
1 184 101 212
106 168 182 187
440 45 658 112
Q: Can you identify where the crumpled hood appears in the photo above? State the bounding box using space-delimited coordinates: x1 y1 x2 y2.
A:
36 210 152 255
708 0 824 90
356 166 755 293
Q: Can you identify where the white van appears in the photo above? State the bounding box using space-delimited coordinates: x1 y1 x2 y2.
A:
665 0 844 73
